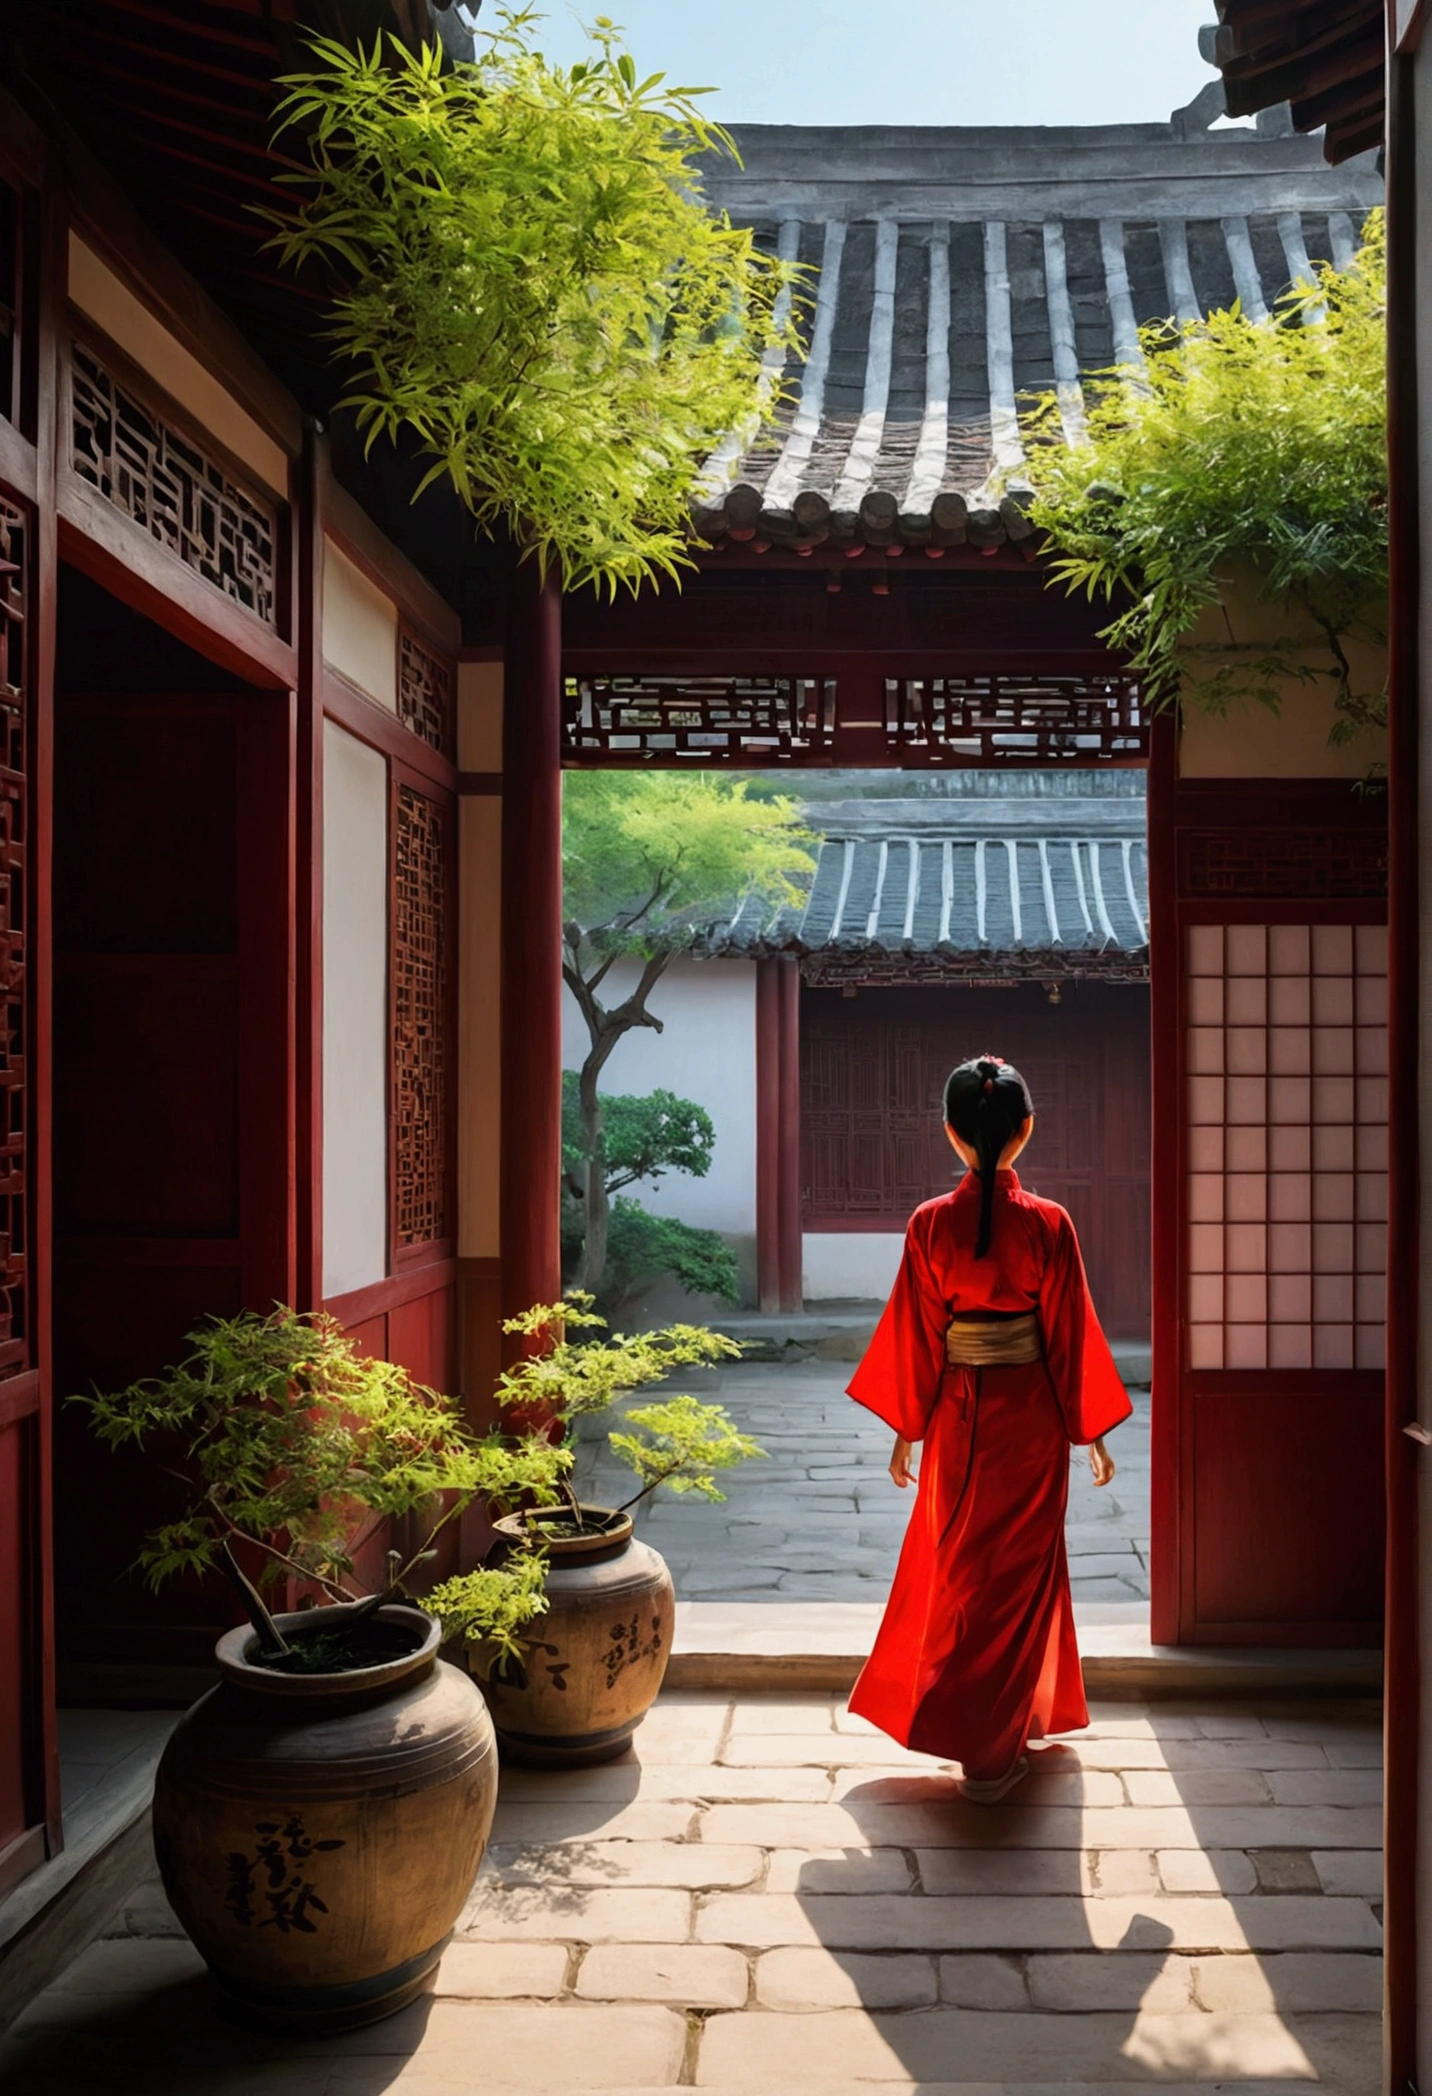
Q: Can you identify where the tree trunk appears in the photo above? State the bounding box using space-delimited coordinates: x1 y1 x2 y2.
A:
562 945 672 1301
577 1053 609 1294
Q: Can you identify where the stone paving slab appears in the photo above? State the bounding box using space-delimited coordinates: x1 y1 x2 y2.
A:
576 1362 1152 1608
0 1689 1382 2092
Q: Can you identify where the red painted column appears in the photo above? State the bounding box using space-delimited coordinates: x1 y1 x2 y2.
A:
1146 713 1181 1646
295 424 327 1313
1381 45 1420 2090
777 957 803 1312
500 561 564 1328
755 958 782 1313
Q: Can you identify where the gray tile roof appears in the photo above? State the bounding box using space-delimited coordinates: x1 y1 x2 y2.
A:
694 104 1381 551
702 782 1148 971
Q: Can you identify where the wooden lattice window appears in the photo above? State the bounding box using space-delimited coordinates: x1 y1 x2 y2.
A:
1186 922 1388 1371
69 340 278 626
889 675 1147 764
398 628 454 756
0 496 28 1373
564 675 835 764
393 783 450 1249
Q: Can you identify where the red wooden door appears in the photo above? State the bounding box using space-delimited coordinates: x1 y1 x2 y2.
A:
801 980 1151 1338
1150 754 1388 1645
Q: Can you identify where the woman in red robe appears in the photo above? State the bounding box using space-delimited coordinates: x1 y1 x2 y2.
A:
848 1054 1131 1800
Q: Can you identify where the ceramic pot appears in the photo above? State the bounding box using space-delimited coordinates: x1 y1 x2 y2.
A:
152 1602 498 2033
480 1507 675 1767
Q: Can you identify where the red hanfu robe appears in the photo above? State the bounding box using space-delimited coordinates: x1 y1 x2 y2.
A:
848 1168 1132 1779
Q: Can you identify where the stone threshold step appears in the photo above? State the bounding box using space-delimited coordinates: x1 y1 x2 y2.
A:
545 2079 1367 2096
666 1602 1381 1700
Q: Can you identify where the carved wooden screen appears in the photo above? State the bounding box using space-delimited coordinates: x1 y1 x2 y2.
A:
398 628 454 758
889 675 1147 764
69 341 278 626
564 675 835 763
392 781 451 1253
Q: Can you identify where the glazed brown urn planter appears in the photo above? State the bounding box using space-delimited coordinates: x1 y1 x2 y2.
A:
480 1507 675 1767
152 1601 498 2033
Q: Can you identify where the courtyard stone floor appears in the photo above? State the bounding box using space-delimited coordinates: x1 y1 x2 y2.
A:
0 1690 1382 2092
577 1361 1152 1609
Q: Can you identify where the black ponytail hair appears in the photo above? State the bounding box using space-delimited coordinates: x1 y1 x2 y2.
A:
943 1054 1035 1259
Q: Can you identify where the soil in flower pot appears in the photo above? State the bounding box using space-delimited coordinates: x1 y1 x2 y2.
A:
152 1601 498 2034
477 1506 675 1767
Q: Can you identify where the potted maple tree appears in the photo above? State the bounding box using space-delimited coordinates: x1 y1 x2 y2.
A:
73 1306 567 2032
457 1295 762 1766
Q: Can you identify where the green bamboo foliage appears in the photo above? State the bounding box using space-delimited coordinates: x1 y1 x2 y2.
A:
1019 213 1387 740
265 9 802 593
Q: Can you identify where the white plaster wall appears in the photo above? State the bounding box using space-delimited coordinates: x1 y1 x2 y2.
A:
67 234 291 498
560 957 756 1234
1180 572 1387 778
322 722 389 1297
322 541 398 712
803 1231 903 1303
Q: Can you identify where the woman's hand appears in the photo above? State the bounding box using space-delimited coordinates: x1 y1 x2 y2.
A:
1089 1437 1116 1488
889 1436 918 1490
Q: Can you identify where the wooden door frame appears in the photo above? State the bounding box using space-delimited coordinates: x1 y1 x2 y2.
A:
0 136 64 1896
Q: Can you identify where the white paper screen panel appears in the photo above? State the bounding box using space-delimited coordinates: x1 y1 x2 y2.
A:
1186 922 1387 1372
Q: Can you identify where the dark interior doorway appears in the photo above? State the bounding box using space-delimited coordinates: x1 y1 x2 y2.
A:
50 566 292 1670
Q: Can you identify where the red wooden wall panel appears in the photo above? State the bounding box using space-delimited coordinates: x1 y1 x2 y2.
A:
0 1419 28 1854
1190 1378 1385 1638
801 980 1151 1339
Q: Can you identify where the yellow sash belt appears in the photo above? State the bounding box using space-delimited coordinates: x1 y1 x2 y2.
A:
944 1312 1042 1368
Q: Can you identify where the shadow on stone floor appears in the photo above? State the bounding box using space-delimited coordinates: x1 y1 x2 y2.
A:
1 1696 1383 2093
0 1953 443 2095
789 1714 1381 2090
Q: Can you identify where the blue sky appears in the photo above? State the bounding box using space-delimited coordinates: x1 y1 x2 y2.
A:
517 2 1224 128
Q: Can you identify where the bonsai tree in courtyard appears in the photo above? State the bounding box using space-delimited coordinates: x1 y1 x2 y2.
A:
1019 215 1387 743
266 8 802 594
560 1074 739 1309
563 770 814 1293
72 1307 570 1667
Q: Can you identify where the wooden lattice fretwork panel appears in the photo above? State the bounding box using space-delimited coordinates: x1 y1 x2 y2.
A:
392 783 450 1250
69 341 278 626
889 675 1147 764
398 628 454 757
0 497 27 1373
564 675 835 764
1183 829 1387 899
